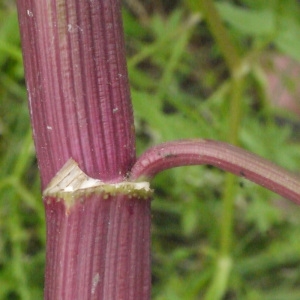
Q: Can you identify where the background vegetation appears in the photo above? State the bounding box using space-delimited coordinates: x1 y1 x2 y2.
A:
1 0 300 299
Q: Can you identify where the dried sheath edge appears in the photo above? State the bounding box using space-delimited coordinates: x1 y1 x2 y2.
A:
43 159 152 206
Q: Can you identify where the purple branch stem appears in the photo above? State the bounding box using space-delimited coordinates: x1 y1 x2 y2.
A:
130 139 300 205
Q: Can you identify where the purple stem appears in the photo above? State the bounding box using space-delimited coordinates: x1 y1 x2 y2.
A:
16 1 151 299
130 139 300 205
44 194 151 300
17 0 135 187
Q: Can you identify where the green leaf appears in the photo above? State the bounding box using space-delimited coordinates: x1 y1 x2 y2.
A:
216 2 275 36
275 16 300 62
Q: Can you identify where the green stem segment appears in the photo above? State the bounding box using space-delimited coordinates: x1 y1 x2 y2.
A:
196 1 245 297
198 0 241 75
219 78 244 255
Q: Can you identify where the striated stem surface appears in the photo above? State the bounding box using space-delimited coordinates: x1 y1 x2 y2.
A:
42 159 152 299
16 1 151 299
131 139 300 205
17 0 135 187
44 193 151 300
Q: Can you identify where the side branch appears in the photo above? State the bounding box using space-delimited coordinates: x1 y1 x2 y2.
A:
130 139 300 205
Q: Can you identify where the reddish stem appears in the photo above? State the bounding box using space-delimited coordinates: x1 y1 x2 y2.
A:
131 139 300 205
44 194 151 300
16 1 151 299
17 0 135 187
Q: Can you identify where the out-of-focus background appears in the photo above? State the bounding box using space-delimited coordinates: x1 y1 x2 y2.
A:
1 0 300 299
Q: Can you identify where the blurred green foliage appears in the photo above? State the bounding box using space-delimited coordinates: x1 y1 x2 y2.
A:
1 0 300 299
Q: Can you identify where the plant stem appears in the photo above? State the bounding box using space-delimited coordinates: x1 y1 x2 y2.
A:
44 192 151 299
197 1 245 297
17 0 151 298
17 0 135 186
219 77 244 253
214 39 244 300
131 139 300 205
198 0 241 75
43 160 152 299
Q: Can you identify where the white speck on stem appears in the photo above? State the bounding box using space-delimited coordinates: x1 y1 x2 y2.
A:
27 10 33 17
47 125 53 130
141 159 149 167
67 24 83 32
113 107 118 113
91 273 100 295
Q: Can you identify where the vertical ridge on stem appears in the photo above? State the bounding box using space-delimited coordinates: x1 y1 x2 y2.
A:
16 1 152 299
17 0 135 188
44 194 152 299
